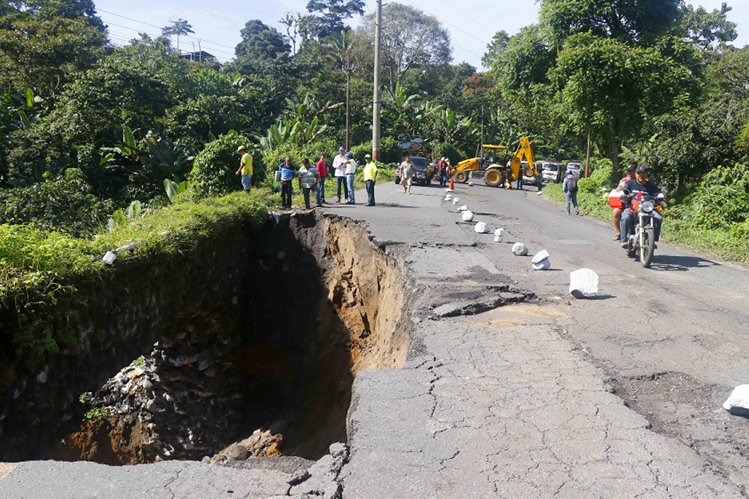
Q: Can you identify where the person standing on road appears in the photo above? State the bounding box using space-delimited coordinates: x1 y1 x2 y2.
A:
516 165 524 190
333 146 349 203
563 168 579 215
235 146 253 193
359 154 377 206
620 165 664 248
611 163 637 240
316 155 328 205
345 152 357 204
400 156 415 194
298 158 319 209
279 156 296 210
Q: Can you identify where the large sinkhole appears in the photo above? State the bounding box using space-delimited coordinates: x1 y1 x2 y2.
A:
5 212 410 465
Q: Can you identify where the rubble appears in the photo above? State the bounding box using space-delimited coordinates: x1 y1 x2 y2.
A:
532 250 551 270
452 198 459 204
474 222 490 234
723 385 749 417
457 205 468 212
461 211 474 222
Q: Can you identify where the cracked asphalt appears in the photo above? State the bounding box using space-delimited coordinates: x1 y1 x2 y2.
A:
330 181 749 497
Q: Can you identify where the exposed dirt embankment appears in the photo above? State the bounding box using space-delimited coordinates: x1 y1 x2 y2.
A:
51 211 411 465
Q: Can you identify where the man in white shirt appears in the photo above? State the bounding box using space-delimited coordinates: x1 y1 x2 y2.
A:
333 146 349 203
345 152 357 204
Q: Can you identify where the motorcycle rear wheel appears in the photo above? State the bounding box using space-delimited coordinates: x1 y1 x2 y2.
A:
640 227 655 268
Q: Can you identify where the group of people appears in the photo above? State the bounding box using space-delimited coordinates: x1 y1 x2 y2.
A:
236 145 378 210
561 160 664 248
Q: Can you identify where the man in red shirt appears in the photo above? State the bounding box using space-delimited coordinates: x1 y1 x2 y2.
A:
316 155 328 205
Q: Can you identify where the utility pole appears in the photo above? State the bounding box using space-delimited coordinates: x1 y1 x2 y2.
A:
372 0 382 160
585 132 591 178
335 54 358 151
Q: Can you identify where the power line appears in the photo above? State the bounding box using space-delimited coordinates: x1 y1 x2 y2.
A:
174 0 244 26
101 20 235 57
97 9 237 50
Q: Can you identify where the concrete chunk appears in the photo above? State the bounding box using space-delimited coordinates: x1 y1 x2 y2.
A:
461 211 474 222
532 258 551 270
569 268 599 298
457 205 468 212
474 222 490 233
724 385 749 417
452 198 459 204
512 242 528 256
494 235 503 243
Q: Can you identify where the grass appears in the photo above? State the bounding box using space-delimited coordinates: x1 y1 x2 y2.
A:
543 183 749 264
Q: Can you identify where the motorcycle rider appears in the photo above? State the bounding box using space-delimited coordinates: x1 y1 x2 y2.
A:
620 165 663 249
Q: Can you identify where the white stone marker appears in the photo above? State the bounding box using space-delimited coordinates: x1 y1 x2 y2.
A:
569 269 599 298
724 385 749 417
512 242 528 256
475 222 490 233
461 211 474 222
452 198 460 204
457 205 468 212
532 250 551 270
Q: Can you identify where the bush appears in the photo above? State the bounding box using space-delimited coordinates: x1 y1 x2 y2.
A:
0 169 114 237
578 165 613 194
189 132 252 198
432 142 462 165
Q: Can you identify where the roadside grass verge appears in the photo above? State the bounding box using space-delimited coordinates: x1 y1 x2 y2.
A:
543 183 749 264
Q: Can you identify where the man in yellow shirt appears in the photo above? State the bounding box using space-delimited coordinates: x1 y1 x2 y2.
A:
235 146 253 193
360 154 378 206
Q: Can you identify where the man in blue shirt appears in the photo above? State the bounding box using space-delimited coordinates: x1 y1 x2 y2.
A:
279 156 296 209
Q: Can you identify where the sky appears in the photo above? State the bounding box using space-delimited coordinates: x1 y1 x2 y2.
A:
96 0 749 69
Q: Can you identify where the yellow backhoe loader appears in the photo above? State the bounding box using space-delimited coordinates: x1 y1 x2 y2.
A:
451 137 541 189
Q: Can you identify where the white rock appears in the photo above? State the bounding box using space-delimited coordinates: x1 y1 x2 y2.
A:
532 250 550 264
494 228 505 237
723 385 749 417
537 191 543 196
468 182 474 186
474 222 490 233
532 258 551 270
445 188 454 193
457 205 468 212
445 194 452 201
461 211 474 222
493 235 503 243
569 269 599 298
452 198 459 204
102 251 117 264
512 242 528 256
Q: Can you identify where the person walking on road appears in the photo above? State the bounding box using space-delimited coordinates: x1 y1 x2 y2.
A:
611 163 637 240
316 155 328 205
563 168 579 215
400 156 415 194
279 156 296 210
345 152 357 204
298 158 319 209
235 146 253 193
359 154 377 206
333 146 349 203
437 157 448 186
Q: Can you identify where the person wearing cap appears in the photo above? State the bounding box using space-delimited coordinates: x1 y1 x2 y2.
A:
438 157 448 186
235 146 253 193
562 167 579 215
316 155 328 205
619 165 663 248
358 154 377 206
611 163 637 241
333 146 349 203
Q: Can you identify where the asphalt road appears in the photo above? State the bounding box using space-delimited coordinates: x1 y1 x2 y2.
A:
329 179 749 495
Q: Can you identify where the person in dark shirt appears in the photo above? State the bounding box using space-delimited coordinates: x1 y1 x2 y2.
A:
279 156 296 209
620 165 663 248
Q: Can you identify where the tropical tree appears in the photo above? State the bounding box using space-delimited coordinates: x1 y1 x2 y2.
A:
161 19 194 52
306 0 365 39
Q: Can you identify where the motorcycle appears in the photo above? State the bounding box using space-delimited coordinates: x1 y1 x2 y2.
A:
622 188 667 268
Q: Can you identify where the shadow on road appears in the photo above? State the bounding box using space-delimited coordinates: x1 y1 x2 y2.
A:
649 254 718 272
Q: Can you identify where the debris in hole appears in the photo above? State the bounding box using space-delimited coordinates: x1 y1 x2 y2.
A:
723 385 749 418
461 211 474 222
569 268 599 298
512 242 528 256
474 222 490 234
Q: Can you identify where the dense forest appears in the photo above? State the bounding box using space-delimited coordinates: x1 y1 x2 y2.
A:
0 0 748 251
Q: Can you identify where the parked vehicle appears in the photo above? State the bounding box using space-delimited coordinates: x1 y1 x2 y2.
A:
566 162 582 178
540 162 564 183
622 189 667 268
395 156 435 186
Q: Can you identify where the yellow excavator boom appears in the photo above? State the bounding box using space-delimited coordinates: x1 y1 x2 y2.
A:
508 137 539 182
